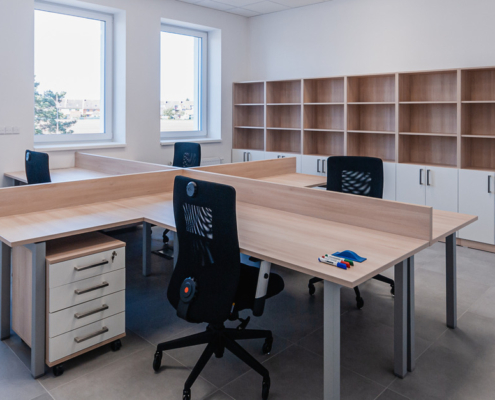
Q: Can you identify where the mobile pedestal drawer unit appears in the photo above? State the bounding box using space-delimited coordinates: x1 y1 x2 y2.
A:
12 232 126 377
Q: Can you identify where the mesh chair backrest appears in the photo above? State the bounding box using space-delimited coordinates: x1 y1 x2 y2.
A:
168 176 241 324
326 156 383 199
25 150 51 185
173 142 201 168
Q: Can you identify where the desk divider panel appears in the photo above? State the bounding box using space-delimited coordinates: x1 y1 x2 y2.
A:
75 153 173 175
194 157 296 179
184 170 433 242
0 169 181 218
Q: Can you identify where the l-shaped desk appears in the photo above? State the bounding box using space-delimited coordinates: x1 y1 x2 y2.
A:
0 156 476 400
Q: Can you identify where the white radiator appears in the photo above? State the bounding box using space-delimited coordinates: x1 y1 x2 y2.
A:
201 157 224 166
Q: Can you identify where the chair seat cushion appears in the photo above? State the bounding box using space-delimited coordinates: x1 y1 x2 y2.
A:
234 263 284 312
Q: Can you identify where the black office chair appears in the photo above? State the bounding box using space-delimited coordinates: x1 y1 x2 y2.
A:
25 150 51 184
308 156 395 309
156 143 202 259
152 176 284 400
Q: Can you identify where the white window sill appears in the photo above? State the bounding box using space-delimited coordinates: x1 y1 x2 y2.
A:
34 142 127 152
160 138 222 146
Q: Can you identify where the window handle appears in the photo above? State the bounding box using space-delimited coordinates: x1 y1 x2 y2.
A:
317 159 320 173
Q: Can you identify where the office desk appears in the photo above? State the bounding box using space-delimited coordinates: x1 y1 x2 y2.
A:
5 167 112 185
257 173 325 188
0 166 477 400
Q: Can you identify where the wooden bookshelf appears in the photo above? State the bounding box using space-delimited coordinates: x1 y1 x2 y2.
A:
347 75 395 103
347 132 395 162
400 104 457 135
462 103 495 136
234 82 264 105
304 104 344 130
399 135 457 167
267 80 301 104
304 77 344 103
233 128 264 151
234 105 264 127
399 71 457 102
267 105 301 129
266 129 301 153
348 104 395 133
461 68 495 102
461 137 495 170
303 131 344 156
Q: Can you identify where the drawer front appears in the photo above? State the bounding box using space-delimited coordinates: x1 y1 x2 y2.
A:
49 247 125 288
49 290 125 338
49 269 125 313
48 312 125 363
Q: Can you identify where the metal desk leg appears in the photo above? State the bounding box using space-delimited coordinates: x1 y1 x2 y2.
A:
446 232 457 329
394 260 407 378
324 280 341 400
142 222 152 277
407 256 415 372
27 242 46 378
0 243 11 340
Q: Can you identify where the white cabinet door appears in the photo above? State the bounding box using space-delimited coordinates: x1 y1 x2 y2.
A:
265 152 302 173
396 164 426 205
232 149 265 163
425 166 458 213
459 169 495 244
383 162 396 201
302 155 326 176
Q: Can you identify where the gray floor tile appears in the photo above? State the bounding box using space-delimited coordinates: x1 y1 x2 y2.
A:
37 330 152 391
376 389 410 400
390 312 495 400
222 345 385 400
468 286 495 320
203 390 234 400
31 394 54 400
0 341 47 400
50 347 217 400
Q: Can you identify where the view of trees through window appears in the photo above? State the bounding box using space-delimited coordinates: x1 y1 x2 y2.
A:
34 9 105 136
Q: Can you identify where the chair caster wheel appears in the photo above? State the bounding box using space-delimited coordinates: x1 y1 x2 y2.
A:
262 337 273 355
262 376 270 400
183 389 191 400
53 364 64 377
110 339 122 352
308 283 316 296
356 297 364 310
390 285 395 296
153 351 162 372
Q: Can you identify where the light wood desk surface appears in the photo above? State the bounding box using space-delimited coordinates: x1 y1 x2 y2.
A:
257 173 325 188
5 168 112 184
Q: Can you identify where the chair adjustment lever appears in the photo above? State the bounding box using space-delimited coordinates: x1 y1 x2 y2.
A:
236 316 251 330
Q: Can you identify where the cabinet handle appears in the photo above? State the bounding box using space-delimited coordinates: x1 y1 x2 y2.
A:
426 169 431 186
74 260 109 272
74 327 109 343
74 281 109 295
317 159 320 173
243 152 246 162
248 152 251 161
322 159 326 174
75 304 109 319
419 169 424 185
489 176 492 193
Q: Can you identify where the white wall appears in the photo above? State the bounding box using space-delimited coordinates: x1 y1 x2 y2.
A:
0 0 249 185
247 0 495 80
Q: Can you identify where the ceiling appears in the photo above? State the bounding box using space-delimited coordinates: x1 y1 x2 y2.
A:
177 0 331 17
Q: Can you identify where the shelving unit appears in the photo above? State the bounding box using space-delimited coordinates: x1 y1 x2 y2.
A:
347 75 395 103
461 103 495 136
267 80 301 104
234 105 264 128
348 104 395 133
267 105 301 129
399 135 457 167
461 137 495 170
399 103 457 135
399 71 457 102
461 68 495 102
347 132 395 162
266 129 301 153
234 82 264 105
304 104 344 130
233 128 264 150
304 77 344 103
303 131 344 156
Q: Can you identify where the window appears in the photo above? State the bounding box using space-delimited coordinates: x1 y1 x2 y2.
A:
34 2 113 143
161 25 207 139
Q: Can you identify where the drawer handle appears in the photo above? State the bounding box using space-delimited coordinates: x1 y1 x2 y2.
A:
74 327 109 343
74 281 109 295
74 304 109 319
74 260 109 272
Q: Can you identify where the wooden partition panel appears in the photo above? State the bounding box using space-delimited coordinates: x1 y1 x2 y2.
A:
0 170 182 218
75 153 172 175
184 170 433 242
195 157 296 179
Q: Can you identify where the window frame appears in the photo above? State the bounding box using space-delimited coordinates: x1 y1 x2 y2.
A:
34 1 114 143
160 24 208 140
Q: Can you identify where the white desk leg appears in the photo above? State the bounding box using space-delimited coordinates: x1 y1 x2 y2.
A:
394 260 407 378
142 222 152 277
0 242 11 340
446 232 457 329
27 242 46 378
324 280 341 400
407 256 415 372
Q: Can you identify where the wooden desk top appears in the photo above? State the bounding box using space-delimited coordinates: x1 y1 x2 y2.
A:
4 168 112 184
257 173 326 188
432 209 477 243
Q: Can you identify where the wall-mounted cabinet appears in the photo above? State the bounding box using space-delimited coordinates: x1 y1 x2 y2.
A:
266 129 301 154
399 135 457 167
234 82 264 105
304 77 344 104
267 105 301 129
400 104 457 135
304 104 344 130
347 131 395 162
399 71 457 102
267 80 301 104
348 104 395 133
303 130 344 156
234 105 264 128
347 74 395 103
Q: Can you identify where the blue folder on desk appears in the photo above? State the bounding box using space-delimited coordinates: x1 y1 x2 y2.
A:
332 250 367 263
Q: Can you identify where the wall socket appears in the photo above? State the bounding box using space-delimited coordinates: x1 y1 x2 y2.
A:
0 126 20 135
